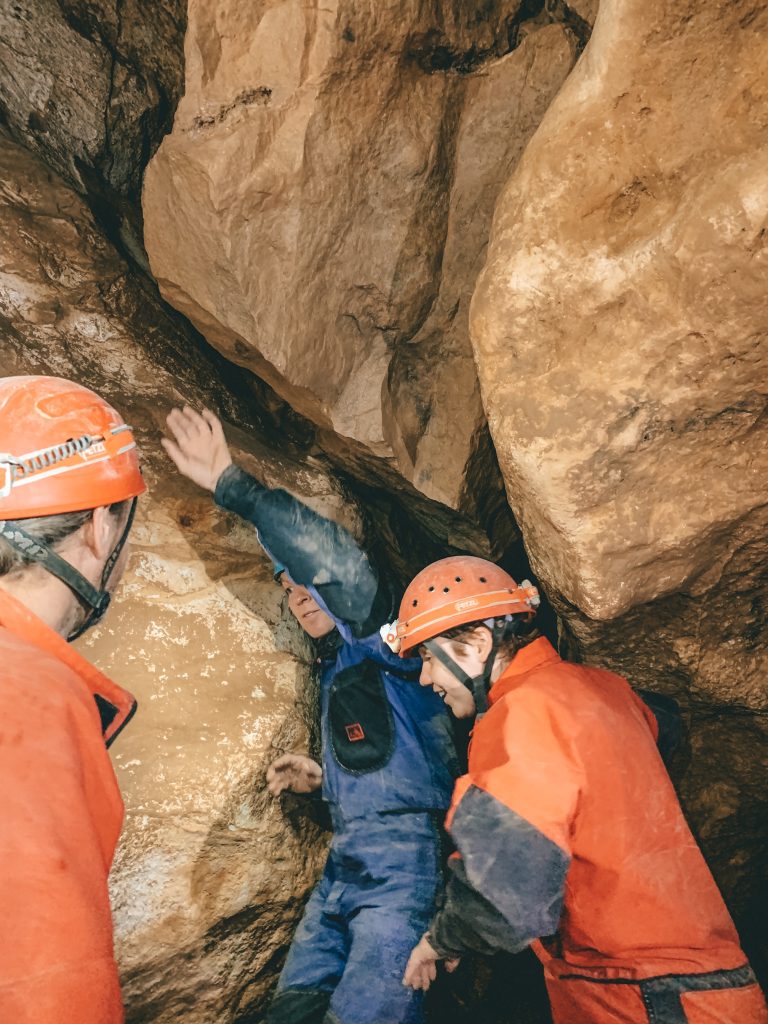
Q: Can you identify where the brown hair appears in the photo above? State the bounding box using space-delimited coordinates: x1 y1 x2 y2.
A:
440 616 540 665
0 501 129 578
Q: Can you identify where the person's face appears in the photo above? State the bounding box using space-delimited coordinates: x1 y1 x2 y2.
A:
102 504 134 593
55 502 135 639
417 634 487 719
280 575 335 638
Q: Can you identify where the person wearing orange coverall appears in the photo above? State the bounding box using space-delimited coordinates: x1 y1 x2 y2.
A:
386 555 768 1024
0 376 145 1023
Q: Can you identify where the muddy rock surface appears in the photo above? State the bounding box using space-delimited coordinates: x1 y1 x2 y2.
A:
0 129 341 1022
142 1 583 522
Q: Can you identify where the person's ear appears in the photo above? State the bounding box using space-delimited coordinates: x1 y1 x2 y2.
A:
87 506 121 560
468 626 494 662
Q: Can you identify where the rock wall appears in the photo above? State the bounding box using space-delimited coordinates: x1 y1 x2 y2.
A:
0 129 343 1022
142 1 584 520
0 0 186 260
470 0 768 972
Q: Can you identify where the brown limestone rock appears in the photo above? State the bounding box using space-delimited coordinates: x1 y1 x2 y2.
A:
386 25 577 511
471 0 768 624
0 0 186 257
0 129 352 1021
141 1 578 525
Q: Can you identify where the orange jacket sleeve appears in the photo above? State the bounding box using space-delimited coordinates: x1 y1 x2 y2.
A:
0 676 123 1023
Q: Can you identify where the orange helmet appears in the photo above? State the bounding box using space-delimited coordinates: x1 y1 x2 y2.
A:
0 376 145 520
386 556 539 657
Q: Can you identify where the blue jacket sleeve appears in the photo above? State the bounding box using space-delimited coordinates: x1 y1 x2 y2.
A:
214 464 382 630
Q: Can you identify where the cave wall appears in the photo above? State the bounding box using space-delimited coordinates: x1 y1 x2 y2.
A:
1 0 766 1017
141 0 588 522
0 0 186 261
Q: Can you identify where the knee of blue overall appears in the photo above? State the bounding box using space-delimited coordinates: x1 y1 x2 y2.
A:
268 810 442 1024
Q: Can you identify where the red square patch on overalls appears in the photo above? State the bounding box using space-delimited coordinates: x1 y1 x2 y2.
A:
345 723 365 742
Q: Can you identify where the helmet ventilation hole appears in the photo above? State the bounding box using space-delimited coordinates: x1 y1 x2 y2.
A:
479 576 487 583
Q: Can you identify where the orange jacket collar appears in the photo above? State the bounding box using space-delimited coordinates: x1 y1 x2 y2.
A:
488 636 561 705
0 587 136 746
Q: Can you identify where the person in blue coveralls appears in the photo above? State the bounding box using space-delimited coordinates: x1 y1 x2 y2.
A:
162 407 459 1024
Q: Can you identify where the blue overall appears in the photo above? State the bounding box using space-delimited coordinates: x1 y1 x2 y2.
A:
214 467 458 1024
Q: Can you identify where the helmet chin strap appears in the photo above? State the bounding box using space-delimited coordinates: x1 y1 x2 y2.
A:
424 619 526 717
0 497 137 642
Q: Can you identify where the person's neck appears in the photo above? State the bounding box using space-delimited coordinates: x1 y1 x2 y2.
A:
490 654 511 684
0 571 81 638
314 627 341 660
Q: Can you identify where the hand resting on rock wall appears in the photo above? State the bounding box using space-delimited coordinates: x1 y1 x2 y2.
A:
267 753 323 796
162 406 233 491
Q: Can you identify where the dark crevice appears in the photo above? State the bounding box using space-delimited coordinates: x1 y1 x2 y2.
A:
405 0 592 76
544 0 593 54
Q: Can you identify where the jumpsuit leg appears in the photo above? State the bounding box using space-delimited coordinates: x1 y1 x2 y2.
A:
270 813 441 1024
323 902 431 1024
323 814 441 1024
266 870 349 1024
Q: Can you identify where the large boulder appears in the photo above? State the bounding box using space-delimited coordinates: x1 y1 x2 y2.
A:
472 0 768 623
142 1 583 517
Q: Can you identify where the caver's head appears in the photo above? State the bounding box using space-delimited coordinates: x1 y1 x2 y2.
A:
382 556 540 719
278 571 336 639
0 376 146 640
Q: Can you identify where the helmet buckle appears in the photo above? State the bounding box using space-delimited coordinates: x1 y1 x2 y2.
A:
0 458 17 499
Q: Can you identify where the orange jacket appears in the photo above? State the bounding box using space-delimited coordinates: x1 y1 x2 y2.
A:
430 638 766 1023
0 589 135 1023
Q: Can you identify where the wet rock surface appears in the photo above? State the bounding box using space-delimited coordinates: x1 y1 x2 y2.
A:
141 1 581 524
0 128 338 1023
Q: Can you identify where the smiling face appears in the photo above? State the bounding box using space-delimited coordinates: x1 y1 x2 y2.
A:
280 575 336 639
417 632 490 719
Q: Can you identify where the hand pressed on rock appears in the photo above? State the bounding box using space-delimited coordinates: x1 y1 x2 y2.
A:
267 754 323 796
162 406 233 492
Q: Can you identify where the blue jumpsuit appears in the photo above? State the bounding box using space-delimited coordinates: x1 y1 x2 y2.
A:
214 467 459 1024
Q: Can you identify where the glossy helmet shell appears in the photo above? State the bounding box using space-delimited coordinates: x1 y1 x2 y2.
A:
395 555 538 657
0 376 145 520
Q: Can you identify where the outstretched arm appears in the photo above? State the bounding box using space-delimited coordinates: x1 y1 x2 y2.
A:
163 407 381 629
